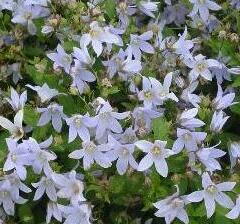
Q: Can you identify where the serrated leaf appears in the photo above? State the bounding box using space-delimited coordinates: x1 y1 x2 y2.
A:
152 117 170 140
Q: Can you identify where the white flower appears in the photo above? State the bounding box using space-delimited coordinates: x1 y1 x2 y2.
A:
180 81 201 107
138 73 178 109
213 84 236 110
172 128 207 153
32 176 57 201
192 143 226 172
228 142 240 169
46 202 62 224
189 0 221 22
69 140 112 170
66 114 97 143
11 3 50 35
47 44 72 74
172 27 194 59
185 54 220 82
106 135 138 175
210 110 229 133
3 138 32 180
80 21 121 57
71 47 96 94
26 83 61 103
226 195 240 219
135 140 174 177
153 186 189 224
0 110 24 140
52 171 85 205
60 203 91 224
25 137 56 175
127 31 154 60
178 108 205 130
5 87 27 111
132 106 162 132
187 172 235 218
94 100 130 139
137 1 159 18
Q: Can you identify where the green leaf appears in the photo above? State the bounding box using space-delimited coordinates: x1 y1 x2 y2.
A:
104 0 116 19
24 105 39 127
152 117 170 141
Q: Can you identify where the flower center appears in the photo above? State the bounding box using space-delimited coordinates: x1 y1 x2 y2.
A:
121 147 129 156
199 0 206 4
74 117 82 128
85 142 97 153
72 182 83 194
183 133 191 141
172 197 184 208
152 146 161 155
207 185 217 194
196 62 207 72
144 91 152 99
11 153 17 162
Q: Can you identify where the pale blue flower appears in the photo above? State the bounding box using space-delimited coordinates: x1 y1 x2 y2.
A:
132 106 162 132
210 110 229 133
163 3 188 26
226 195 240 219
138 74 178 109
46 202 62 224
24 0 50 6
47 44 72 74
103 49 142 80
7 63 22 84
154 186 189 224
2 172 31 200
172 27 194 59
69 140 112 170
213 84 237 110
135 140 174 177
228 142 240 170
26 83 61 103
0 0 15 11
32 176 57 201
66 114 97 143
137 1 159 18
189 0 221 22
3 138 32 180
116 1 136 28
11 3 50 35
0 179 27 215
37 103 66 132
52 171 85 205
70 47 96 94
59 203 91 224
187 172 235 218
113 127 138 144
180 81 201 107
127 31 154 60
24 137 56 175
6 87 27 111
190 143 226 173
80 21 121 57
106 135 138 175
94 100 130 139
0 110 24 140
172 128 207 153
178 108 205 130
185 54 220 82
